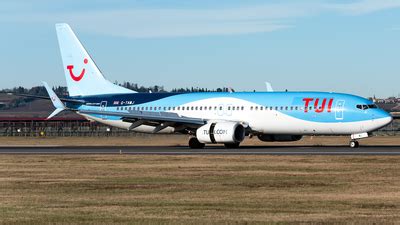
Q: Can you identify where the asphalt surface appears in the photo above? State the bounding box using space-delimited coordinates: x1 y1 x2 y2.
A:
1 145 400 155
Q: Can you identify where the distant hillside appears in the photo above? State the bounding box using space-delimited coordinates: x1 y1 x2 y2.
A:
0 94 82 119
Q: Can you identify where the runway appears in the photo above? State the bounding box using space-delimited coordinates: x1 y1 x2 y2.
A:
1 145 400 155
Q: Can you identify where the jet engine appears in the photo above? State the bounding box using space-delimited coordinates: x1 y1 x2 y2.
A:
257 134 302 142
196 122 245 144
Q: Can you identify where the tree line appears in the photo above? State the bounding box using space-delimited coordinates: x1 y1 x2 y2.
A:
0 82 233 109
0 82 231 96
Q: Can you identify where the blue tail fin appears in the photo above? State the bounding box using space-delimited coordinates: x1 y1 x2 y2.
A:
55 23 135 97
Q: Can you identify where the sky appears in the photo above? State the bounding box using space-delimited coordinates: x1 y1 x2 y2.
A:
0 0 399 98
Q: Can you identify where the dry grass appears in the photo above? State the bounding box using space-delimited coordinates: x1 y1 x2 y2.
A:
1 155 400 224
0 135 399 147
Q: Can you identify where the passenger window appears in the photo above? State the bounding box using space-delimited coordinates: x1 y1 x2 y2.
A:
250 106 253 110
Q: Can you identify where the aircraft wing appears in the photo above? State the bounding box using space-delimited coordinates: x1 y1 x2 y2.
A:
78 109 206 133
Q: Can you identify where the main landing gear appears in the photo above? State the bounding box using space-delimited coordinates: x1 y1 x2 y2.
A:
188 137 205 149
224 143 241 148
188 137 241 149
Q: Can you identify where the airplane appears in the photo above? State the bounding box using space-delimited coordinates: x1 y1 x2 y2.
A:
38 23 392 149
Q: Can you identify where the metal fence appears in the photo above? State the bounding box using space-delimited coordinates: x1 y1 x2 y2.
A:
0 120 138 137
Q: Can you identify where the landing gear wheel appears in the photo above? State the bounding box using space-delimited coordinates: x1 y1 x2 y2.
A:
224 143 240 149
189 137 205 149
349 140 359 148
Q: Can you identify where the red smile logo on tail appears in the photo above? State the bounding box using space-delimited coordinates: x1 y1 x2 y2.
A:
67 58 88 81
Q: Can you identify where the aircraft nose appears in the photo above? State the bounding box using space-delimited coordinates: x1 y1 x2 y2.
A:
384 114 393 126
372 110 393 130
379 113 393 127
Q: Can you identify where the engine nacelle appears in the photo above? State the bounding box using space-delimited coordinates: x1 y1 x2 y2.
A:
196 122 245 144
258 134 302 142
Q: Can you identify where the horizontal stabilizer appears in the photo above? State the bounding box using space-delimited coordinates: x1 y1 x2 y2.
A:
42 81 66 119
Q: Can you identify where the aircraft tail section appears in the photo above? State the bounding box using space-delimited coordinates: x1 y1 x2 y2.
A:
55 23 135 97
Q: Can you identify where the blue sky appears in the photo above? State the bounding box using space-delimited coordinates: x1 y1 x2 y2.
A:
0 0 399 97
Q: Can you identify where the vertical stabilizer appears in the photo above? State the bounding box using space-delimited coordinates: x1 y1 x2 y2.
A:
55 23 135 96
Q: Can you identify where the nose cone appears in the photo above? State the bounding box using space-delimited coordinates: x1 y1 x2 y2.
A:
382 115 393 126
376 110 393 129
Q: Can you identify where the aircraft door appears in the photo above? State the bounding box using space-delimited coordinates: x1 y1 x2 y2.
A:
335 100 345 120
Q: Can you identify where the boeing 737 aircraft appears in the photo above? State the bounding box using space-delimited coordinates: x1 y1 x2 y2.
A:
39 23 392 148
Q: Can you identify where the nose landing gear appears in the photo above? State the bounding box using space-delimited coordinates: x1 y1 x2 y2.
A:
349 132 368 148
349 140 359 148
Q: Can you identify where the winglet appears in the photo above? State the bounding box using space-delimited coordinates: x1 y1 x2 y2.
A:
265 82 274 92
42 81 66 119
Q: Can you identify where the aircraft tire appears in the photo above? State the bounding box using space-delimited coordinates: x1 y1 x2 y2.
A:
189 137 205 149
224 143 240 149
349 140 359 148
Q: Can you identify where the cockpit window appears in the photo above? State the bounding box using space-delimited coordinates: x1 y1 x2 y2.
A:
356 104 378 110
